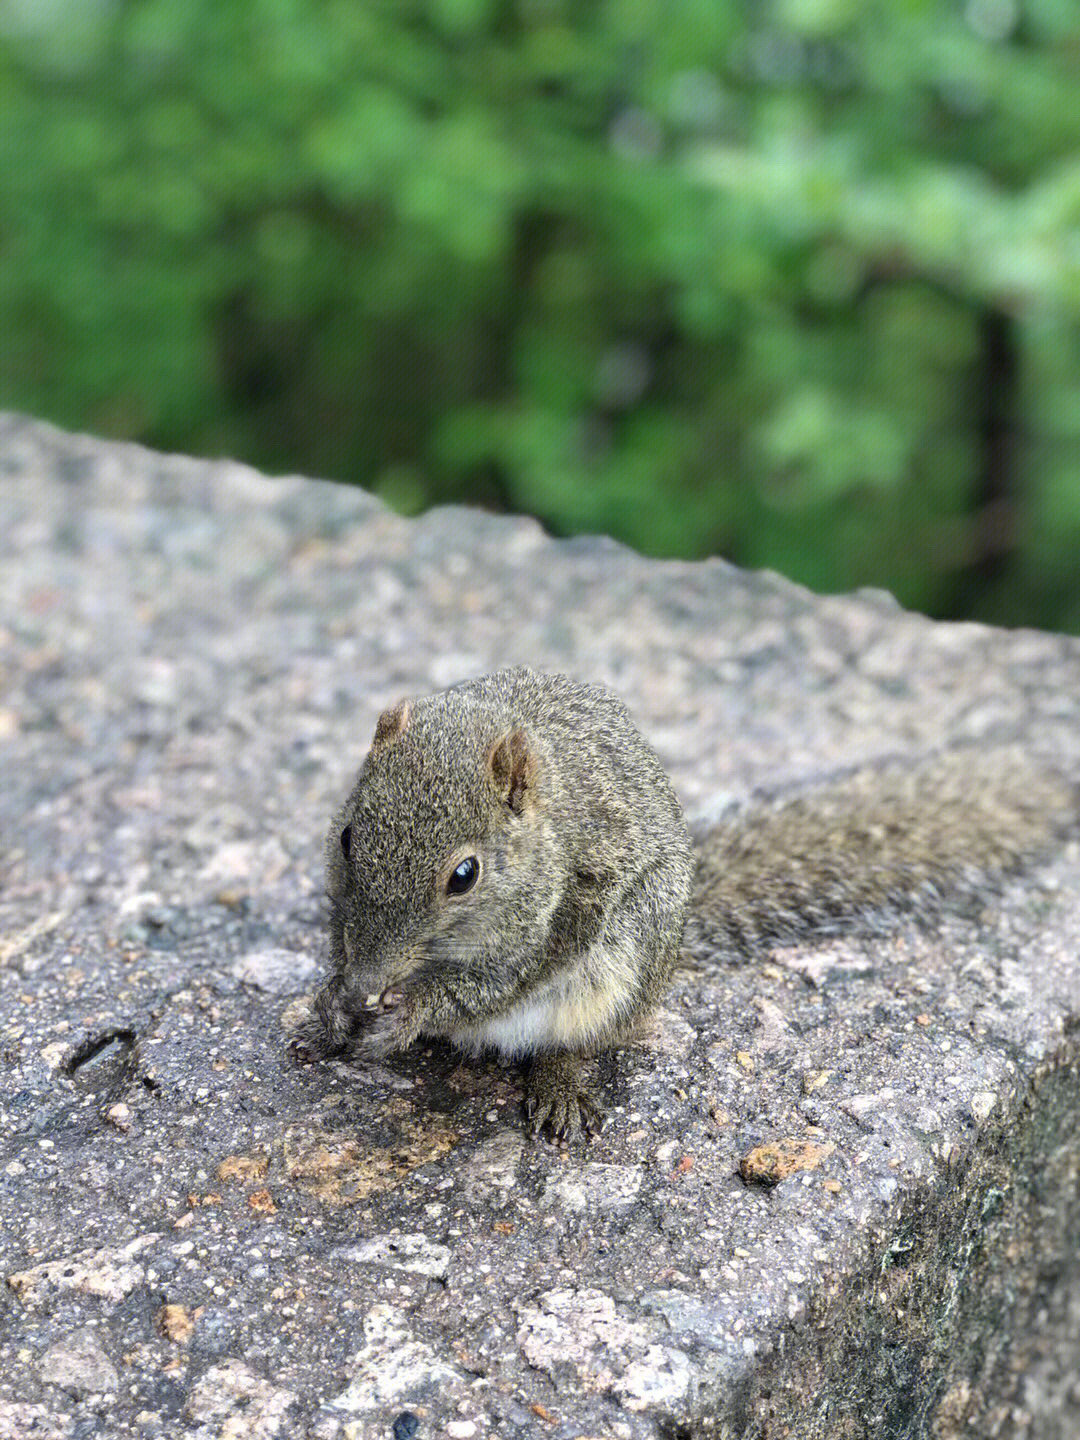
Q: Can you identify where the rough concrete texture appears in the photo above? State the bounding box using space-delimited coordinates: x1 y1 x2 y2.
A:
1 413 1079 1440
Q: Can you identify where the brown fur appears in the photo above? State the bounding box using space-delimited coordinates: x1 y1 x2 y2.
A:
372 700 410 747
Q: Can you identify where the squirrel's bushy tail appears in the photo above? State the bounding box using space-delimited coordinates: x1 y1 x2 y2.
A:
686 750 1076 958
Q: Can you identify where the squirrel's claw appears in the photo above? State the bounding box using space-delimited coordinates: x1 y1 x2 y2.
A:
286 1035 317 1067
287 1025 350 1066
287 979 363 1065
526 1091 605 1143
287 1008 347 1066
578 1095 607 1137
524 1053 605 1143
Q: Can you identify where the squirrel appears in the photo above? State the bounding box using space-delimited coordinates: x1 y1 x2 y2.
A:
292 666 1075 1140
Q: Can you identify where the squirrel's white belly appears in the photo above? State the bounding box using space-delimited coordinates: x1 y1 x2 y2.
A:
447 939 638 1059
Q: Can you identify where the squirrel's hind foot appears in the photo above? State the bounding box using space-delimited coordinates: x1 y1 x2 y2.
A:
524 1052 605 1142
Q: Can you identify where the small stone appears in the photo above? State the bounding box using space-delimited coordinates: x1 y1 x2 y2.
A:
216 1152 269 1184
328 1304 463 1413
970 1091 998 1123
117 891 164 919
233 947 318 996
336 1232 451 1280
615 1344 692 1412
105 1102 132 1131
738 1137 836 1188
7 1233 160 1305
543 1163 642 1213
184 1359 297 1436
158 1304 195 1344
842 1093 884 1121
776 949 841 987
306 1417 343 1440
446 1423 476 1439
460 1130 524 1206
38 1326 118 1397
134 658 179 707
0 1401 72 1440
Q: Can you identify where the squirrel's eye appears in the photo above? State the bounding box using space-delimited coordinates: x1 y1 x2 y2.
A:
446 856 479 896
340 825 352 860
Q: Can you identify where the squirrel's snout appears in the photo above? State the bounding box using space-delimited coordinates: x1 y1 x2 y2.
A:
340 921 424 991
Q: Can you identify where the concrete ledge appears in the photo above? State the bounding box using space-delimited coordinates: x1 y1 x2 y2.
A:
1 415 1078 1440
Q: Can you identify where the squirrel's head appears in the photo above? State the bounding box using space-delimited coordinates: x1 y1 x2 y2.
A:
325 692 559 1007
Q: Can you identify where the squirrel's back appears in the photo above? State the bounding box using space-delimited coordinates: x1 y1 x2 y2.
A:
688 749 1075 956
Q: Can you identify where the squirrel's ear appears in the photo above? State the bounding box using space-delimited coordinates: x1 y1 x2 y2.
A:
487 729 536 814
372 700 410 748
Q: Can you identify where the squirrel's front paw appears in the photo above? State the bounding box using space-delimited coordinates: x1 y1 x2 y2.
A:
285 979 358 1065
524 1053 605 1142
287 1006 345 1066
356 994 425 1061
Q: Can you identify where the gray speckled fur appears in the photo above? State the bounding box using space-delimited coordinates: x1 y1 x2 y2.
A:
302 667 694 1137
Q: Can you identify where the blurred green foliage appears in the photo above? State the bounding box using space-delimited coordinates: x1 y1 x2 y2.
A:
2 0 1080 628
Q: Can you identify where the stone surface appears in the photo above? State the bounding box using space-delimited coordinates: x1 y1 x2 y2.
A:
36 1326 118 1398
7 1235 161 1307
1 414 1079 1438
335 1232 453 1280
184 1359 297 1438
